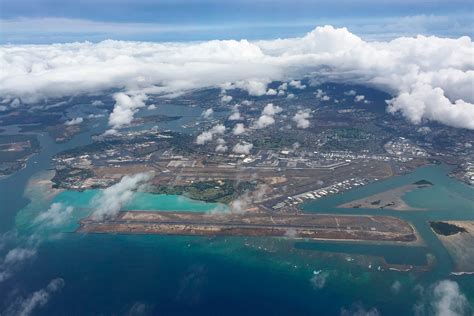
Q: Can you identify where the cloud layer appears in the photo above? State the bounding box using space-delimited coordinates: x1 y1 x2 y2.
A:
1 25 473 129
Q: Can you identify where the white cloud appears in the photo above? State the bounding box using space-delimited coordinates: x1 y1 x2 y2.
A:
355 95 365 102
262 103 283 116
34 202 73 227
289 80 306 89
221 95 233 103
278 83 288 90
315 89 331 101
293 109 312 128
1 25 473 129
88 113 105 119
228 184 268 213
64 117 83 126
387 84 474 129
228 110 241 120
215 144 228 152
431 280 469 316
91 100 104 106
345 90 357 96
108 92 148 130
0 247 37 283
310 271 329 289
147 104 157 110
230 80 269 96
211 124 226 134
232 142 253 154
5 278 65 316
195 124 226 144
196 131 213 144
266 88 277 95
391 280 402 294
92 172 153 220
3 248 36 267
254 103 283 129
233 123 246 135
255 115 275 129
201 108 213 119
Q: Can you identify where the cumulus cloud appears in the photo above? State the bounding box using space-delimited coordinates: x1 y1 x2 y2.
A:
414 280 472 316
232 142 253 155
229 184 268 213
5 278 65 316
92 172 153 220
278 82 288 90
387 84 474 129
228 108 241 120
64 117 83 125
195 124 226 144
229 80 270 96
262 103 283 116
293 109 312 128
340 304 380 316
315 89 330 100
215 144 228 152
289 80 306 89
310 271 329 289
0 247 37 283
108 92 148 130
196 131 213 145
255 115 275 129
221 95 233 103
233 123 246 135
355 95 365 102
34 202 73 227
254 103 283 129
201 108 213 119
391 280 402 294
266 88 277 95
431 280 470 316
1 25 473 129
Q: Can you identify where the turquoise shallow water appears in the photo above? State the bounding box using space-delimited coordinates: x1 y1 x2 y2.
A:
16 188 227 234
125 192 227 213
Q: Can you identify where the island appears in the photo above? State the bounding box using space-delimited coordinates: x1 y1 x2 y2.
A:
430 221 474 273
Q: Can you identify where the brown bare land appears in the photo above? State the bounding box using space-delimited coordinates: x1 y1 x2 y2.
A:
77 211 418 244
338 183 428 211
431 221 474 273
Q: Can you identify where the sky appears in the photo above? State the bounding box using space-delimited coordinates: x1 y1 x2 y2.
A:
1 0 473 43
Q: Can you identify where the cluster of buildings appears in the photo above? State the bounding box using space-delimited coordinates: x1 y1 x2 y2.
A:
459 161 474 185
384 137 428 158
273 177 370 209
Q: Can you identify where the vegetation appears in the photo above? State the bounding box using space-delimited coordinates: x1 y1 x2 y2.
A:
430 221 466 236
413 180 433 186
149 180 259 203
